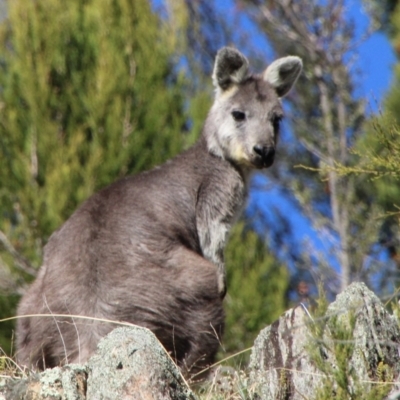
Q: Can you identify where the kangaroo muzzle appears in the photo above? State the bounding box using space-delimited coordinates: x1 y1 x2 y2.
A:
253 145 275 168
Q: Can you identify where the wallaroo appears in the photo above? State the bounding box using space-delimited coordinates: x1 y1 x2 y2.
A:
16 47 302 377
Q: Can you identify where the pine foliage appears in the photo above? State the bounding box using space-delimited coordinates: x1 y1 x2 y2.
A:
0 0 186 352
0 0 186 273
223 221 289 357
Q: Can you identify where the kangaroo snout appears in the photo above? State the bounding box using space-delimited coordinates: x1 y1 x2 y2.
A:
253 144 275 168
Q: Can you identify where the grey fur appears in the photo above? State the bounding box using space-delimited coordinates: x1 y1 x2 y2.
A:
263 56 303 97
16 47 302 377
212 47 249 90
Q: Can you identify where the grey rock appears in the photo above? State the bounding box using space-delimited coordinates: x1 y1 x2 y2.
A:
249 282 400 399
0 326 195 400
326 282 400 392
249 305 322 399
86 326 196 400
0 364 87 400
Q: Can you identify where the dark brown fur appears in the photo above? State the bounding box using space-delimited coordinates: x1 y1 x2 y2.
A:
16 47 302 377
17 138 234 375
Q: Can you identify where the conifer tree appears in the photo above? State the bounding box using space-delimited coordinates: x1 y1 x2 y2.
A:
351 0 400 291
0 0 186 352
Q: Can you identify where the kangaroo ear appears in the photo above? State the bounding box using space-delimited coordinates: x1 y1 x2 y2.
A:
212 47 250 91
263 56 303 97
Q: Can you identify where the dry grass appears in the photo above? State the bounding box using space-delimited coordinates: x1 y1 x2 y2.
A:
194 366 256 400
0 314 256 399
0 350 26 380
0 313 255 400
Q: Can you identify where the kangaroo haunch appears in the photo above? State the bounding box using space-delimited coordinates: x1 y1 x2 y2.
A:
16 47 302 377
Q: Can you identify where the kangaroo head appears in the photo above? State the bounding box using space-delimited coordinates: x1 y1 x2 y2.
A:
205 47 302 170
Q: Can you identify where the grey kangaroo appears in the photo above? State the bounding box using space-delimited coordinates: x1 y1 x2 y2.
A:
16 47 302 377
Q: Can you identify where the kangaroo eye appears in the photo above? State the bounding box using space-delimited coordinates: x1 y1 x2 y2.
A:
231 110 246 122
272 114 283 131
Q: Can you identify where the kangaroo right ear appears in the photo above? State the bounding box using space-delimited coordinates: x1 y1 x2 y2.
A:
212 47 250 91
263 56 303 97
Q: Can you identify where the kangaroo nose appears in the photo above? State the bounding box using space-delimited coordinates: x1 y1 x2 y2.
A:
253 145 275 167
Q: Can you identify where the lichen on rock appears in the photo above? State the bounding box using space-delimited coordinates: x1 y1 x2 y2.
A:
249 282 400 399
86 326 196 400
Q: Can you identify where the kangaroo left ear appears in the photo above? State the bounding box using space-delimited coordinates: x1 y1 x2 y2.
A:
263 56 303 97
212 47 250 92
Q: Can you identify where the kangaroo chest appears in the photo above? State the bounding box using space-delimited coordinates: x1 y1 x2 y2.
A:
196 173 247 268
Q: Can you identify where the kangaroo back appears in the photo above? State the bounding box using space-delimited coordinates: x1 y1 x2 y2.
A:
16 47 302 378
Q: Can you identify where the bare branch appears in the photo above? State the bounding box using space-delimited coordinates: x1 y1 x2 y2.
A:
299 138 330 164
0 230 37 277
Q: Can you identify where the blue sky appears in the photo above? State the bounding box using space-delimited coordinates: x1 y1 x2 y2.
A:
358 29 395 109
227 0 396 108
351 2 396 109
